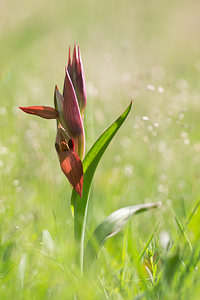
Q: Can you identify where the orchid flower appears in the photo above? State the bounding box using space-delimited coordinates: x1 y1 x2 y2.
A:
20 45 86 197
19 45 160 274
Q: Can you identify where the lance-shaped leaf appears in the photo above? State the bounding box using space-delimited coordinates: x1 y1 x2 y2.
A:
84 202 162 269
63 69 85 159
71 101 132 271
19 106 58 119
67 45 87 117
55 125 83 197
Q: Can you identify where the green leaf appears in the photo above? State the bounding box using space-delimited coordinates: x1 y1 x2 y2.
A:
84 202 161 269
71 101 132 271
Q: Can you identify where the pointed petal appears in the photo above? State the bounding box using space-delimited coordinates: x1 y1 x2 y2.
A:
55 123 70 148
58 149 83 198
77 46 87 116
67 45 71 69
54 86 68 131
66 46 72 93
63 69 85 159
72 44 78 70
19 106 58 119
68 45 87 117
54 86 64 111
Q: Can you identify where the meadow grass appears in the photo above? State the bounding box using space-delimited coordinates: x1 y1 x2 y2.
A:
1 0 200 298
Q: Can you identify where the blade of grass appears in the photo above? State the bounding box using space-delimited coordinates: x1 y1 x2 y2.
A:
139 223 160 260
172 200 200 251
183 199 200 231
84 202 161 269
174 216 192 251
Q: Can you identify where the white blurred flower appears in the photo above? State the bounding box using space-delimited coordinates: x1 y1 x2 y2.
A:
124 164 133 177
159 231 170 251
146 84 156 91
180 132 188 138
0 146 9 155
184 139 190 145
158 86 164 93
142 116 149 121
13 179 19 186
154 122 159 128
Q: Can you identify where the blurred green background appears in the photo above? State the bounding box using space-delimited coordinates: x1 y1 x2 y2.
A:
1 0 200 298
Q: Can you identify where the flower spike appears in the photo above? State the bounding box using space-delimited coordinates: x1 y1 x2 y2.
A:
20 44 86 197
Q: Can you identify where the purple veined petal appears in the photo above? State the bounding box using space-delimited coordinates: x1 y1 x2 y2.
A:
55 123 70 146
65 45 77 94
66 45 87 118
63 69 85 159
58 148 83 198
54 85 69 133
54 85 64 111
66 45 72 91
67 45 72 70
72 43 79 73
19 106 58 119
55 126 83 198
77 45 87 117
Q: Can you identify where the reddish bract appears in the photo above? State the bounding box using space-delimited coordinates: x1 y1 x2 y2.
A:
19 106 58 119
58 149 83 198
63 69 85 159
67 45 87 117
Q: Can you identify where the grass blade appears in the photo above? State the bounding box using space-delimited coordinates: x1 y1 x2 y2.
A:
139 223 160 260
84 202 161 269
